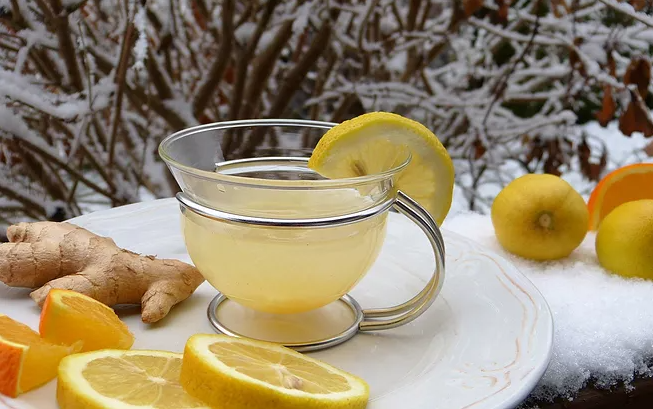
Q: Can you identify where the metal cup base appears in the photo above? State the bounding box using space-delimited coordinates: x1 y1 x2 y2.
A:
207 293 365 352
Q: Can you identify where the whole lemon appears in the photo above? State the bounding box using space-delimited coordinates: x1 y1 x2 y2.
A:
491 174 589 261
595 199 653 279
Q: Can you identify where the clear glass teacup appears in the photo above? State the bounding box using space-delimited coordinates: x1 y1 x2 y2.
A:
159 119 445 350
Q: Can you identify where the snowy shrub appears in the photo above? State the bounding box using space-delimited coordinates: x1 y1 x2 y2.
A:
0 0 652 224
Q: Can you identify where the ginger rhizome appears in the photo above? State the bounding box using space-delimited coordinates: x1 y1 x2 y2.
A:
0 222 204 323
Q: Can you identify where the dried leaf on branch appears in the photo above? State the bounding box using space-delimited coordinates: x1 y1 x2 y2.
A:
624 57 651 99
578 137 607 181
473 138 487 159
492 0 511 25
595 52 618 127
628 0 648 11
525 139 544 165
543 140 565 177
596 86 617 127
464 0 485 17
619 90 653 137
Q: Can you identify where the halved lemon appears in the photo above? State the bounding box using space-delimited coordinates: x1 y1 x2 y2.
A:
308 112 455 225
180 334 369 409
57 349 209 409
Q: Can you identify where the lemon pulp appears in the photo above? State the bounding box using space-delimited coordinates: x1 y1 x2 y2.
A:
181 334 369 409
308 111 455 225
57 350 208 409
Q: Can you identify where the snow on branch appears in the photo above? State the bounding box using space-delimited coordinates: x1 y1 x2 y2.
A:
599 0 653 28
0 0 651 227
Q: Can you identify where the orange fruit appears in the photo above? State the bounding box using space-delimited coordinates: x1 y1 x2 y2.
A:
39 289 134 352
588 163 653 230
0 314 79 397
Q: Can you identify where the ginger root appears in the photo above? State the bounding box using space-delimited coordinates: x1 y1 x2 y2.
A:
0 221 204 323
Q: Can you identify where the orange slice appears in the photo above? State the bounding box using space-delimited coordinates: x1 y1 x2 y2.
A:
588 163 653 230
39 289 134 352
0 314 79 397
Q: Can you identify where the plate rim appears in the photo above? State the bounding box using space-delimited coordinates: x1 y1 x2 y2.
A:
2 198 554 409
442 229 554 408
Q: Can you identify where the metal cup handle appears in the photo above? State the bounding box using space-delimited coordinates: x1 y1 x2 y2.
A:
359 190 446 331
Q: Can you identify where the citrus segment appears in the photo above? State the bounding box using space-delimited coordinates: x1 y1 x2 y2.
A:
180 334 369 409
0 314 78 398
57 349 209 409
39 289 134 352
308 112 455 226
588 163 653 230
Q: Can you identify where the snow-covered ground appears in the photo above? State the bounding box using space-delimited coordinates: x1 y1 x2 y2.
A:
446 212 653 405
444 120 653 404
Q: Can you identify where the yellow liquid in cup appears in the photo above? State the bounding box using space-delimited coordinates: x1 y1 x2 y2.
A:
182 189 388 314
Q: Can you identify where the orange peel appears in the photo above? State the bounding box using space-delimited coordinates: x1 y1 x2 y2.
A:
588 163 653 230
39 289 134 353
0 314 79 398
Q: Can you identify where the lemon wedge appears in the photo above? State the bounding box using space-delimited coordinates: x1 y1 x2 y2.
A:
0 314 79 398
308 112 455 225
57 349 209 409
180 334 369 409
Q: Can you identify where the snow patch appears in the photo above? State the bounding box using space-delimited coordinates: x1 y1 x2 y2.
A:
235 22 257 45
386 51 408 73
132 6 148 71
444 213 653 403
162 98 199 127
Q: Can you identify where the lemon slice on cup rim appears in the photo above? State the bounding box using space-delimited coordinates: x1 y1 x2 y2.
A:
308 111 455 226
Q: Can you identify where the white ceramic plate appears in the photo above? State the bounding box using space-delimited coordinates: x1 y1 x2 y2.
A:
0 199 552 409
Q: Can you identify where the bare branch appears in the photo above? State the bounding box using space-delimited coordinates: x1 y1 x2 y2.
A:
192 0 234 116
239 21 333 156
229 0 281 120
108 21 136 169
146 48 174 100
598 0 653 28
46 0 84 91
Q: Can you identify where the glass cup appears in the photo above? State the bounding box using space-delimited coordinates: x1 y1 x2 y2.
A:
159 119 445 350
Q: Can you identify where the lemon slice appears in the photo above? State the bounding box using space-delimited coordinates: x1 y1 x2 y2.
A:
57 349 210 409
180 334 369 409
308 112 455 225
